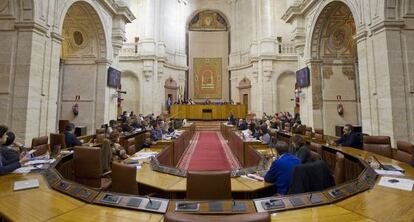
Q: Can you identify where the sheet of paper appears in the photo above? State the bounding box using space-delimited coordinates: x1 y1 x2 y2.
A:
13 166 36 174
375 169 404 176
25 158 55 166
378 176 414 191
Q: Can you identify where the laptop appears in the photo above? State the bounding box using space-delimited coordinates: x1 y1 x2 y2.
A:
13 179 40 191
372 156 404 173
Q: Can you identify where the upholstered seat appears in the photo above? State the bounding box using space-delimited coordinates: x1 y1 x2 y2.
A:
395 141 414 166
164 212 270 222
314 128 324 141
73 146 111 190
309 142 323 158
186 171 232 200
125 138 136 155
96 128 106 135
305 127 313 137
31 136 49 157
58 120 70 134
334 152 345 185
363 136 392 158
111 161 138 195
310 150 321 162
288 160 335 194
94 133 106 144
50 133 66 153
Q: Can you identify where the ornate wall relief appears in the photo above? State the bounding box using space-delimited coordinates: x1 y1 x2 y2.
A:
189 10 227 31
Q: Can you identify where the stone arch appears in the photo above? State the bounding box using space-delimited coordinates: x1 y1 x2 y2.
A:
238 78 251 112
57 0 110 135
121 71 140 115
58 0 107 59
307 1 361 136
164 77 179 103
276 71 296 114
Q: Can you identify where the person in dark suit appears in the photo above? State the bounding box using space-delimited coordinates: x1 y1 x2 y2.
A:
335 124 362 149
264 141 300 195
64 123 82 148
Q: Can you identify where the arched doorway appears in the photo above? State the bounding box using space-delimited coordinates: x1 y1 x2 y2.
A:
187 10 230 102
121 71 140 115
238 78 251 112
164 77 178 104
58 1 108 133
309 1 361 136
277 72 296 114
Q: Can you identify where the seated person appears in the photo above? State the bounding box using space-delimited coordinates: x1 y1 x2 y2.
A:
121 122 133 132
1 132 21 161
335 124 362 149
108 120 117 134
141 137 152 149
259 124 270 145
150 124 163 141
264 141 300 195
109 130 128 161
228 113 236 125
64 123 82 148
289 135 311 164
291 120 306 134
0 125 28 175
238 119 248 130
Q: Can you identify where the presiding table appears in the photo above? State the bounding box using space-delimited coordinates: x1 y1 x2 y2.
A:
170 104 247 120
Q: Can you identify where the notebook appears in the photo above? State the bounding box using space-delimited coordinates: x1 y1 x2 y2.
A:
13 179 39 191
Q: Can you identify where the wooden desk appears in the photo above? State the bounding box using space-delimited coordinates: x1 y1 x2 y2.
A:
171 104 247 120
2 132 414 221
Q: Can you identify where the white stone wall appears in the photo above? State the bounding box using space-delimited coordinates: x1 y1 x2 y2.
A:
284 0 414 144
0 0 134 145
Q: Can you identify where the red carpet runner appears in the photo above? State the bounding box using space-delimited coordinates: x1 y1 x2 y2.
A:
177 132 241 171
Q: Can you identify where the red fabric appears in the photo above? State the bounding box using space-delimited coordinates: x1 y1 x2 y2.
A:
187 132 231 171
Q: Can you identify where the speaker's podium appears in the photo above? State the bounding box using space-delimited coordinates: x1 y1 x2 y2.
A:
202 109 213 120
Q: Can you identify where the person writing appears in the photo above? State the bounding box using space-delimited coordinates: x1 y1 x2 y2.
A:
264 141 300 195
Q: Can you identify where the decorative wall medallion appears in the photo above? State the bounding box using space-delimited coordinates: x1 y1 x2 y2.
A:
189 10 227 31
73 31 84 46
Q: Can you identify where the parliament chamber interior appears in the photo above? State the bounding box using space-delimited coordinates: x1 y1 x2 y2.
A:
0 0 413 221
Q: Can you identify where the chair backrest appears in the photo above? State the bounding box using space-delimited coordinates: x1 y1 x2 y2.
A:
164 213 271 222
50 133 66 152
101 139 112 172
334 152 345 185
363 136 392 158
31 136 49 157
314 128 324 141
395 141 414 166
309 150 321 162
95 133 106 144
111 161 138 195
186 171 232 200
309 142 323 158
58 120 70 133
73 146 103 188
125 138 136 155
305 127 313 137
96 128 106 135
288 160 335 194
